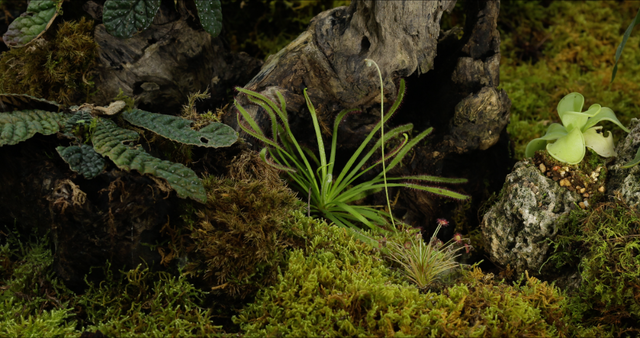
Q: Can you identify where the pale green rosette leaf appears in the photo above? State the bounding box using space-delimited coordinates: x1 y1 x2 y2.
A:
557 92 584 119
583 104 601 117
2 0 61 48
559 111 589 132
583 127 616 158
546 127 585 164
582 107 630 133
103 0 161 39
524 123 567 158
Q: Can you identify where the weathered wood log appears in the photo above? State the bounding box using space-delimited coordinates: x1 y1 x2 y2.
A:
229 0 512 233
88 0 263 114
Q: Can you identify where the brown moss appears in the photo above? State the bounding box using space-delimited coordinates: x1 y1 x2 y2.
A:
0 17 98 105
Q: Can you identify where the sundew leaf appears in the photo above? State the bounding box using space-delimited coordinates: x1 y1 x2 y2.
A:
122 109 237 147
56 144 106 179
0 110 65 146
91 118 207 203
194 0 223 37
103 0 161 39
2 0 61 48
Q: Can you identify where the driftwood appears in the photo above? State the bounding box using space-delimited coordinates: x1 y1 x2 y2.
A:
88 0 263 114
229 0 512 232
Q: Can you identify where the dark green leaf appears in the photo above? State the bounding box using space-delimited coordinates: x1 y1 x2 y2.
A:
103 0 161 39
56 144 106 179
194 0 223 37
0 110 65 146
2 0 61 48
612 6 640 82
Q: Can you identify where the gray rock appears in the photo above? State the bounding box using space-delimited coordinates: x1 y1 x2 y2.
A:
607 118 640 207
481 160 581 274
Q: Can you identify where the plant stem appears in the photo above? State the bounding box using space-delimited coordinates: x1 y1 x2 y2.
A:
365 59 396 229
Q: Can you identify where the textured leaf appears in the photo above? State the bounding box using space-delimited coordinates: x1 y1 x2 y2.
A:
63 109 94 134
0 110 65 146
194 0 223 37
0 93 61 112
122 109 237 147
103 0 161 39
56 144 106 179
91 118 207 203
2 0 61 48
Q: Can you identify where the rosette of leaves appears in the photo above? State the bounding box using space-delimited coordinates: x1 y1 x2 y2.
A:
2 0 62 48
103 0 222 39
525 92 629 164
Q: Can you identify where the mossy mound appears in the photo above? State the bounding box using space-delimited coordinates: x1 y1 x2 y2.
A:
0 17 98 106
234 218 579 337
547 202 640 336
186 151 306 299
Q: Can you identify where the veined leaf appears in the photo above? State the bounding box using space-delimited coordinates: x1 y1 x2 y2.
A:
0 110 65 146
0 93 61 112
122 109 237 148
3 0 62 48
194 0 223 37
92 118 206 203
56 144 106 179
103 0 161 39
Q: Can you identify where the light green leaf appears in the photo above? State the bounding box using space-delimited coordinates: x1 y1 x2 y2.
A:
0 110 65 146
122 109 237 147
56 144 106 179
103 0 161 39
524 123 567 158
546 127 585 164
557 92 584 119
2 0 61 48
559 111 589 132
194 0 223 37
92 118 206 203
582 107 630 133
583 127 616 158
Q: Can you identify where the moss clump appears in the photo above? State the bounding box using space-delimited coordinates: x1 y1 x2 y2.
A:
0 17 98 105
234 218 576 337
187 151 305 299
547 202 640 335
78 263 223 337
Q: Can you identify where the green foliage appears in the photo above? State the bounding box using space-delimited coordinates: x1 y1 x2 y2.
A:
188 171 305 299
79 262 223 337
56 144 105 179
0 110 65 146
122 109 237 148
500 1 640 160
0 17 99 105
102 0 223 39
385 223 468 289
612 6 640 82
2 0 62 48
548 203 640 335
525 92 628 164
235 80 468 234
91 118 207 203
102 0 161 39
194 0 223 37
0 93 62 112
234 222 573 337
0 234 79 337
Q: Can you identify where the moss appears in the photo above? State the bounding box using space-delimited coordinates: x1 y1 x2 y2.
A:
545 202 640 335
234 218 578 337
78 262 223 337
0 233 79 337
186 151 306 299
500 1 640 159
0 17 98 106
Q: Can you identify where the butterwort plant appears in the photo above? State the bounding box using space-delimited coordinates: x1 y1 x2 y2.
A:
525 92 629 164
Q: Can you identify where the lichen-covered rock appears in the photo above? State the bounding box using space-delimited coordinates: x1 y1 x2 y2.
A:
607 118 640 207
482 160 581 274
